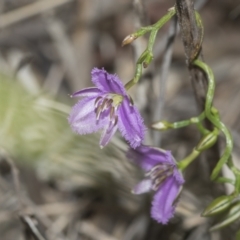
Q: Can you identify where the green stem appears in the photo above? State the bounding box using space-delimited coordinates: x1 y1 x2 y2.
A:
171 112 211 136
131 7 176 39
228 157 240 175
152 111 208 134
196 121 210 135
124 7 176 90
178 148 200 170
193 60 233 180
148 29 158 52
178 127 219 170
175 111 206 128
124 63 143 90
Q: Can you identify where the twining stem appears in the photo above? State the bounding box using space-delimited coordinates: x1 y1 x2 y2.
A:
228 157 240 176
195 120 210 135
193 60 233 180
124 63 143 91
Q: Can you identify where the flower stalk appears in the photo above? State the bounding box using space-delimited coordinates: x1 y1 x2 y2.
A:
123 7 176 90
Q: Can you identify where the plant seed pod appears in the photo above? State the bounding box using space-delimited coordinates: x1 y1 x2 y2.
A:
210 201 240 231
196 131 218 152
202 195 234 217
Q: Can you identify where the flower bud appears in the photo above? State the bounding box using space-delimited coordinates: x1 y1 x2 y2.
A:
202 195 233 217
210 201 240 231
151 121 170 130
122 34 137 46
196 131 218 151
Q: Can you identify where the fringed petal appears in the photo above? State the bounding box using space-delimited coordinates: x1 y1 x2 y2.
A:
132 179 152 194
118 98 145 148
151 176 181 224
68 97 107 135
91 68 126 95
127 145 173 171
99 123 118 148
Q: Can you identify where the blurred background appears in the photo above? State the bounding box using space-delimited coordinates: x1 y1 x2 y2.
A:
0 0 240 239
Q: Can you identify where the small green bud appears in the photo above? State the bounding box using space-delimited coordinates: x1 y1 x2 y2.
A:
196 131 218 151
210 201 240 231
151 121 170 130
202 195 234 217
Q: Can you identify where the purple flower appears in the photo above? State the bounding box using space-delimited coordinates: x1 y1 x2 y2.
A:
68 68 145 148
127 145 184 224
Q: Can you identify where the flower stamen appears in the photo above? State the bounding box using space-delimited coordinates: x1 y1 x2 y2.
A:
94 96 102 107
94 94 123 123
113 115 118 126
146 164 174 191
95 105 102 120
101 98 108 109
105 99 113 109
110 106 115 119
152 176 166 191
68 68 145 149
